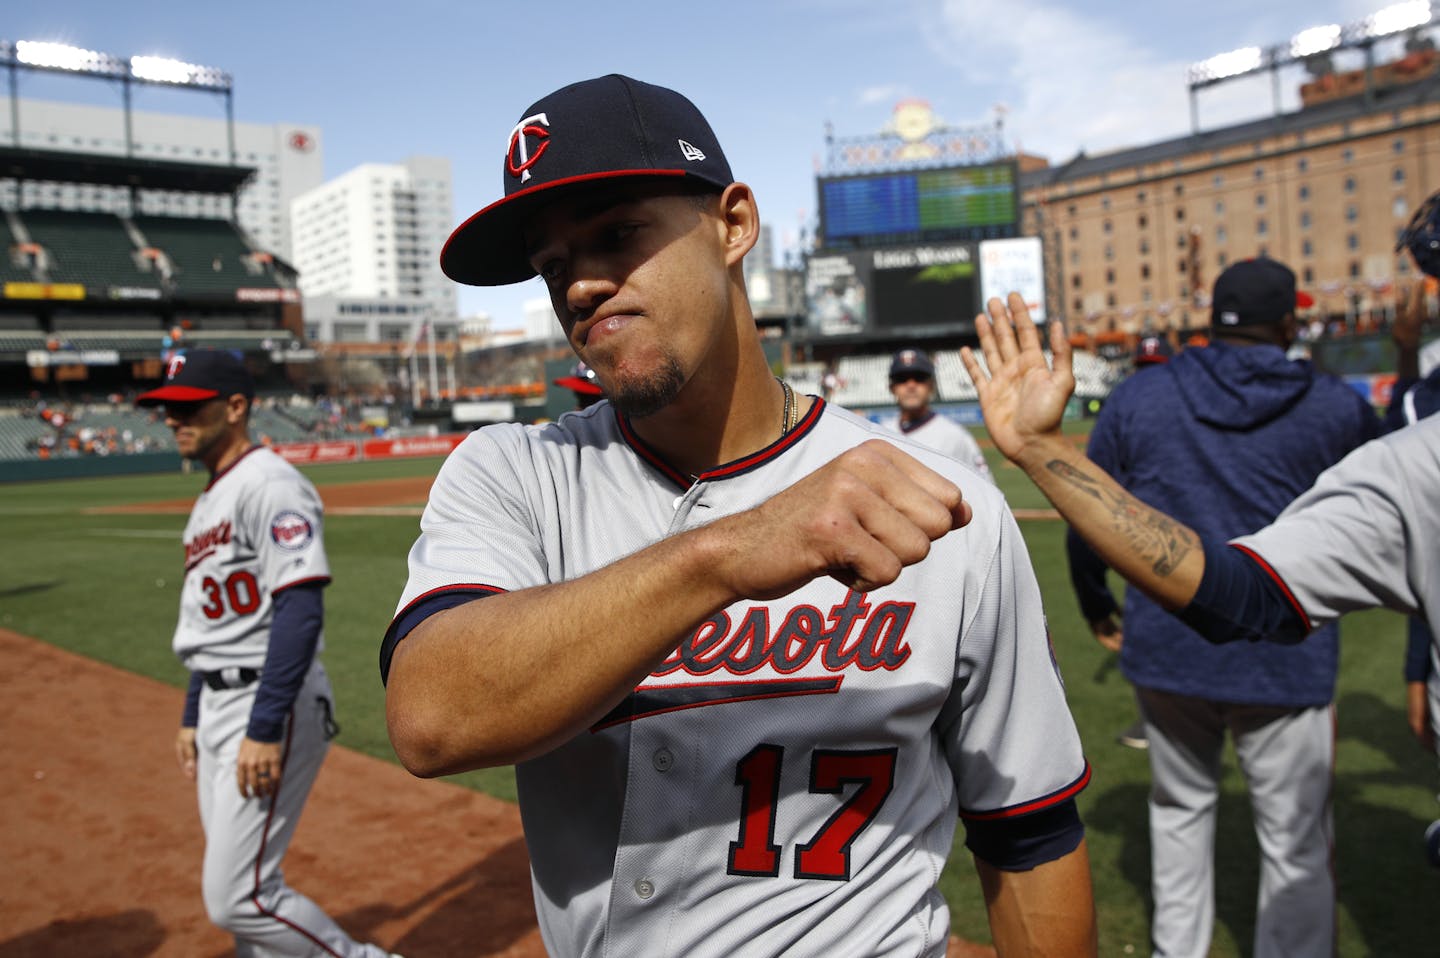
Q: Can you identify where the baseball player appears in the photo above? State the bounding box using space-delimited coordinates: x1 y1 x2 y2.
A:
1063 259 1379 958
382 75 1096 957
1389 215 1440 860
876 349 993 483
1132 333 1173 367
553 360 604 409
138 350 397 958
964 297 1440 898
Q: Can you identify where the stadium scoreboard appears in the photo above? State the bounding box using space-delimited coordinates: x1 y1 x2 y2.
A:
818 162 1020 248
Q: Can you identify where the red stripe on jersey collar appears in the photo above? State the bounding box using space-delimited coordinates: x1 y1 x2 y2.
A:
616 396 826 491
204 444 264 491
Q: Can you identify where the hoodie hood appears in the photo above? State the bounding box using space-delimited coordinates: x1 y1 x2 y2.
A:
1169 341 1315 430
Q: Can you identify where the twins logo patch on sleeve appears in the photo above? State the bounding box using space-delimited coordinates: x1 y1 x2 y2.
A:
270 511 315 550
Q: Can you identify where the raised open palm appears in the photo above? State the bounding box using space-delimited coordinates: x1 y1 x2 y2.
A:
961 292 1076 464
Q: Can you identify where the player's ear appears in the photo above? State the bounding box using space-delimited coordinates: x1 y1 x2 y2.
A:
718 182 759 267
226 394 250 424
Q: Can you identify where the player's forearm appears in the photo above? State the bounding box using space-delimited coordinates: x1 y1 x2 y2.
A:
1012 438 1204 611
386 524 744 775
978 840 1098 956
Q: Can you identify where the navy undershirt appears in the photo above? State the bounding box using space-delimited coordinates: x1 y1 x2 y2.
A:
1180 540 1308 645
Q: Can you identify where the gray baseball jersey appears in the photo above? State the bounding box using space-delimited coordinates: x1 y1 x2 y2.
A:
1231 414 1440 638
390 399 1088 958
176 445 388 957
876 412 993 484
175 446 330 672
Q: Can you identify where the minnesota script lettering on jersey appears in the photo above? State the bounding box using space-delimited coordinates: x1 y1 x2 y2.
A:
596 590 913 728
185 520 233 572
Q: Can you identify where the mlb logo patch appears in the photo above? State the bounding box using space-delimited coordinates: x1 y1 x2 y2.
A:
271 511 314 551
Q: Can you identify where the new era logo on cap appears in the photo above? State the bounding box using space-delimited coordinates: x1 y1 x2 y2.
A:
441 74 736 287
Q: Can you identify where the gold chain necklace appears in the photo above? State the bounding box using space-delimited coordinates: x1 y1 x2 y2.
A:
778 378 798 436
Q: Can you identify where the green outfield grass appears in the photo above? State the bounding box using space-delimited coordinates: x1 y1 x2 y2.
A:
1 441 1435 955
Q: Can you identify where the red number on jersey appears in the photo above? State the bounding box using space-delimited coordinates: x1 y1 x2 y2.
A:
728 744 898 881
199 570 262 620
728 744 784 876
796 749 897 880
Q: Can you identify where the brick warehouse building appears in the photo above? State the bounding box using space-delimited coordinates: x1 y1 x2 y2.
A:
1021 48 1440 338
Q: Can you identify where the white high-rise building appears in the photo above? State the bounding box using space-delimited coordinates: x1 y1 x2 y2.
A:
289 157 458 342
0 97 323 261
523 297 561 344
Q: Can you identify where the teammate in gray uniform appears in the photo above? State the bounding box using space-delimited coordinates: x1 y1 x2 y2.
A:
139 350 397 958
876 349 993 484
961 293 1439 649
382 75 1096 957
963 293 1440 910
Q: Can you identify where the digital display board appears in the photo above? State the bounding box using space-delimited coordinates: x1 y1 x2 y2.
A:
803 243 982 337
819 163 1018 248
870 245 979 331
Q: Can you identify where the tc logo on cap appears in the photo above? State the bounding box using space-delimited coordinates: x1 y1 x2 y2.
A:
166 354 188 379
507 113 551 183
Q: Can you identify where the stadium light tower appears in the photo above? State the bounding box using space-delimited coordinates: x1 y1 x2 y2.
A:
1184 1 1439 132
1 39 235 161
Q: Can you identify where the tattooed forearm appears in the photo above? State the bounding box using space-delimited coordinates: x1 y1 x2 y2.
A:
1045 459 1198 576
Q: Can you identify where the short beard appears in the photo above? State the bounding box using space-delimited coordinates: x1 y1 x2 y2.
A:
607 356 686 418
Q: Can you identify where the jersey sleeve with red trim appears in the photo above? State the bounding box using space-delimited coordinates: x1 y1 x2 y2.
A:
937 501 1090 820
1229 418 1440 634
391 425 553 624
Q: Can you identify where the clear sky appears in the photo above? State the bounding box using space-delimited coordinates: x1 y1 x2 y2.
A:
6 0 1401 330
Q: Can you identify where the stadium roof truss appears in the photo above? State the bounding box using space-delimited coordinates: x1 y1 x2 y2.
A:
1184 1 1437 132
1 38 239 169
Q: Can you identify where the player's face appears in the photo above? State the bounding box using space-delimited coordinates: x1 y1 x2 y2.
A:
163 397 232 462
890 374 934 414
524 182 740 418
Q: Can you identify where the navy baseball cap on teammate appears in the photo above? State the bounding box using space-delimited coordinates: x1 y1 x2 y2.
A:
441 74 735 287
553 361 603 397
1210 258 1308 329
136 349 254 406
1134 335 1173 365
889 349 936 381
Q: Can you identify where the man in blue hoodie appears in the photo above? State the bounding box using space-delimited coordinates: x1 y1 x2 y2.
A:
1067 258 1379 958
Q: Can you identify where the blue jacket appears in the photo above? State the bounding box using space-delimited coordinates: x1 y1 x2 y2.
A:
1068 342 1380 707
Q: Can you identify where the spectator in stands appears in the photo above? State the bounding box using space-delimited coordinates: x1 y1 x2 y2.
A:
877 349 992 483
1063 258 1379 958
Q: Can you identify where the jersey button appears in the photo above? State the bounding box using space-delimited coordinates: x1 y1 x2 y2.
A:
634 879 655 900
652 748 674 772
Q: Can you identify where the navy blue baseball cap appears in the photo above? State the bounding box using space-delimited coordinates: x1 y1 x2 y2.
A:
441 74 735 287
889 349 936 380
137 349 254 406
1211 258 1310 328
